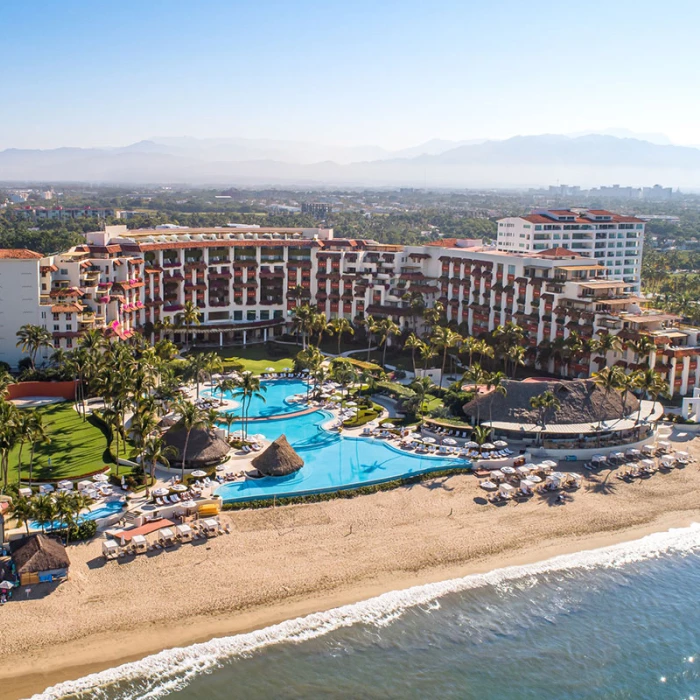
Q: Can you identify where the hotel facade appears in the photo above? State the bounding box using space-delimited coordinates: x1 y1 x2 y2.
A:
1 209 698 397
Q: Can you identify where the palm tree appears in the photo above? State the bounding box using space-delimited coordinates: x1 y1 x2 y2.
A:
130 410 158 465
11 497 34 534
328 317 354 356
374 318 400 368
16 324 54 368
506 345 526 379
26 412 49 487
177 300 201 349
0 401 20 489
329 359 357 400
404 333 422 376
362 314 376 361
233 373 267 440
628 335 656 369
184 353 208 400
592 331 622 368
418 339 437 372
592 366 626 423
291 305 315 349
294 345 323 373
432 327 462 387
142 435 179 481
471 425 492 446
464 363 487 424
486 371 507 427
173 399 208 480
55 491 78 535
13 412 32 483
632 368 669 424
529 390 561 432
203 352 224 393
461 336 480 369
215 377 238 403
409 376 433 422
220 412 238 439
32 493 57 533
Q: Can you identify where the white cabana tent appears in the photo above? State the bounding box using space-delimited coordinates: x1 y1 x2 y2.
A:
19 487 32 498
102 540 119 560
57 480 73 490
591 455 606 464
176 523 193 541
160 528 175 544
499 483 515 499
545 473 564 489
132 534 148 553
519 479 535 495
490 469 505 482
515 465 531 477
657 441 671 452
38 484 54 494
201 518 219 536
77 480 93 492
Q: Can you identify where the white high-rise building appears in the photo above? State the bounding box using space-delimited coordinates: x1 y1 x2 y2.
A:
496 208 645 292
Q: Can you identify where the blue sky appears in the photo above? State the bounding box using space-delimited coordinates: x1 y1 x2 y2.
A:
2 0 699 149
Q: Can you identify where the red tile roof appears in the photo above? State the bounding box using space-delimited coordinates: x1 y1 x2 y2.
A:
536 247 585 259
0 249 42 260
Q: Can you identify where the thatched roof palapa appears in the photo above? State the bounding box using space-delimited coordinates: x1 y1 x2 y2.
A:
163 426 230 468
463 378 640 426
11 534 70 574
252 435 304 477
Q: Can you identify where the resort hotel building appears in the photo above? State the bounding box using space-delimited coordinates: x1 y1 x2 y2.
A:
0 208 698 397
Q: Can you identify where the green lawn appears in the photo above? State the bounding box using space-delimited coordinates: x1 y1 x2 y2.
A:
8 403 112 483
187 345 296 375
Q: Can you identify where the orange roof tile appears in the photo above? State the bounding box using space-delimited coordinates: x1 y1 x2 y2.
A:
0 249 42 260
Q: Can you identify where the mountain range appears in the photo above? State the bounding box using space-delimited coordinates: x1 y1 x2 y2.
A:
1 134 699 189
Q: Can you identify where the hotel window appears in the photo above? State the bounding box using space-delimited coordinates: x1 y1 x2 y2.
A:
507 265 515 275
233 311 242 321
247 311 256 321
53 324 59 331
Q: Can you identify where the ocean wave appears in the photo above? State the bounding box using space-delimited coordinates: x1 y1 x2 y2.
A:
31 522 700 700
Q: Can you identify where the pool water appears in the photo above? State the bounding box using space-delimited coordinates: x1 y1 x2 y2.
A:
210 379 310 418
29 499 125 531
215 411 470 503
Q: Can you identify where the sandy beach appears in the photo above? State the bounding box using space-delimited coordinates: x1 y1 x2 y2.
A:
2 443 700 700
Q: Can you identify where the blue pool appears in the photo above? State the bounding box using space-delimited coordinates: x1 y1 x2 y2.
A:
215 411 470 503
210 379 310 418
30 499 125 531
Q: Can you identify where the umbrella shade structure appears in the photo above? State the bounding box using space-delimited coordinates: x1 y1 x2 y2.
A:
190 470 207 478
465 441 479 449
0 580 14 589
494 440 508 448
382 422 395 429
163 426 230 469
481 443 496 450
252 435 304 477
266 367 275 372
528 474 542 483
501 466 515 474
422 437 436 444
215 465 226 472
93 474 109 483
442 437 457 445
181 500 198 509
152 487 169 497
171 484 188 492
345 401 358 407
541 460 558 469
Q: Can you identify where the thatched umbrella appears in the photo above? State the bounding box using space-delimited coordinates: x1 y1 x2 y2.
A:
252 435 304 477
163 426 230 468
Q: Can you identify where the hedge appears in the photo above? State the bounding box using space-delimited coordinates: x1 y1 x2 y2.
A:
222 466 473 510
346 357 383 373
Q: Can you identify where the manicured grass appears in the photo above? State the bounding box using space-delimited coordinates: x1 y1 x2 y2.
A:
188 345 296 375
8 402 112 483
342 403 383 428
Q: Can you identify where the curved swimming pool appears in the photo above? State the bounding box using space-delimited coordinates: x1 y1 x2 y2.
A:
29 499 125 531
209 378 310 419
215 410 471 503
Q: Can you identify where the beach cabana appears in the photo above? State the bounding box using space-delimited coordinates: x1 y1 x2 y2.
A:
18 487 32 499
160 528 175 546
102 540 119 560
38 484 54 494
57 480 73 491
201 518 219 537
519 479 535 495
132 535 148 554
545 473 563 490
176 524 193 542
489 469 505 482
77 480 93 492
11 534 70 585
657 441 671 453
499 483 515 499
252 435 304 477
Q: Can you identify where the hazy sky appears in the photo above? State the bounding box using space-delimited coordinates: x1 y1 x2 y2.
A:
2 0 699 150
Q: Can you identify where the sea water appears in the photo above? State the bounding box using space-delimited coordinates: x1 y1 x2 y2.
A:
31 524 700 700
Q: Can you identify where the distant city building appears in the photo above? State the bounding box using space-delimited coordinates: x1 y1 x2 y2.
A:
301 202 332 218
641 184 674 201
12 206 116 220
637 215 680 225
496 208 644 292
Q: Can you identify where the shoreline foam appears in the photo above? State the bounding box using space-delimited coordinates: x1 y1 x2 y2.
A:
29 519 700 700
6 511 700 700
